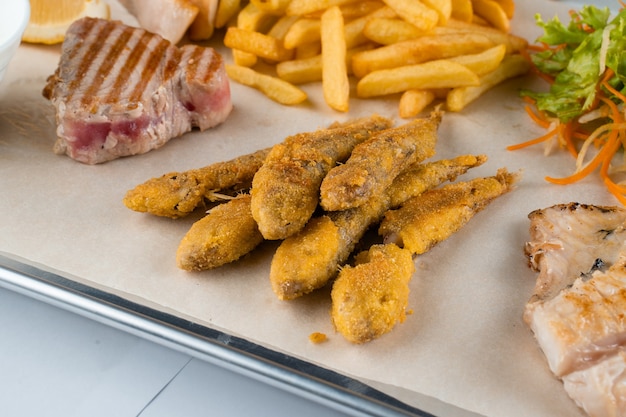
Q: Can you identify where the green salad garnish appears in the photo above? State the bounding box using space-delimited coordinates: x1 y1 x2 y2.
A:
511 4 626 204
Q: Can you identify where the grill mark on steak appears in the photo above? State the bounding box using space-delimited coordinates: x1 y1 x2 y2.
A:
105 31 152 106
200 47 223 82
66 17 97 62
185 45 206 80
130 37 171 104
81 25 135 107
67 20 116 103
164 45 180 80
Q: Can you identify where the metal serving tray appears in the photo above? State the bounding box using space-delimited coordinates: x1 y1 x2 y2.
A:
0 253 425 417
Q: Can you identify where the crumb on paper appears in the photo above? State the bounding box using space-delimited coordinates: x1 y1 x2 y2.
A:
309 332 328 344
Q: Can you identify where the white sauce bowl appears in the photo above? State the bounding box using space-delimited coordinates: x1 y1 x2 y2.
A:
0 0 30 83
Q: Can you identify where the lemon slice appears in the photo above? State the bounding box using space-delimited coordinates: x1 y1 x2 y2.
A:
23 0 110 44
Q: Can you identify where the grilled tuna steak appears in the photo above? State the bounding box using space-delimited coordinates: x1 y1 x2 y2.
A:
43 17 232 164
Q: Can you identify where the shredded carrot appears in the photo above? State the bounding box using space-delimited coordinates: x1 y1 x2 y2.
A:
506 127 558 151
602 79 626 105
599 96 626 202
524 104 551 129
561 121 579 158
544 98 626 191
602 67 615 83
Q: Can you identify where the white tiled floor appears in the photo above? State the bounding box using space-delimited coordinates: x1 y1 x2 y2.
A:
0 287 355 417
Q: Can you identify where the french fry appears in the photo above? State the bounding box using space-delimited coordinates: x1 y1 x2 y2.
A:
471 13 489 26
237 2 278 32
304 1 384 19
230 2 276 67
448 43 506 75
451 0 473 22
363 18 426 45
421 0 452 25
471 0 509 32
250 0 291 14
214 0 241 28
344 6 397 48
277 44 373 84
188 0 218 40
283 18 321 49
493 0 513 19
334 1 385 19
357 59 480 98
267 15 300 40
232 49 258 67
321 6 350 112
351 32 494 78
398 89 436 118
446 54 529 111
381 0 439 31
277 55 323 84
215 0 520 116
286 0 359 16
444 19 527 52
226 64 308 105
295 41 322 59
224 27 294 62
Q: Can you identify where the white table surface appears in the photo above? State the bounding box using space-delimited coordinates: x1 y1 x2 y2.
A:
0 285 357 417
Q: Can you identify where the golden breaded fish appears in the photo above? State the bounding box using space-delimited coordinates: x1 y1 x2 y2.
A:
251 114 393 240
124 148 270 218
379 168 519 255
176 194 263 270
319 109 441 211
270 155 486 300
331 243 415 344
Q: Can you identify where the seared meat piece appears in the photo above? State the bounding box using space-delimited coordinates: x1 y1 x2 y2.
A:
526 247 626 377
524 203 626 305
524 203 626 417
43 17 232 164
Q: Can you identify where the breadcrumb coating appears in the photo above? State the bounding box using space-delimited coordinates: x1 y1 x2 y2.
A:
124 148 270 218
331 243 415 344
320 109 441 211
269 155 485 300
176 194 263 270
250 115 393 240
380 169 520 255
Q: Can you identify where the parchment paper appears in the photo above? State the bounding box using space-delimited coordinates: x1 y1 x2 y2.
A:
0 1 616 416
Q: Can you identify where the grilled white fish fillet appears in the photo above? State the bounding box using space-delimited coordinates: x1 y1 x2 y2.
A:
563 349 626 417
526 245 626 377
525 203 626 305
524 203 626 416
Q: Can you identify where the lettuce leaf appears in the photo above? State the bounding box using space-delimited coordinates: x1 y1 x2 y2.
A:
522 5 626 123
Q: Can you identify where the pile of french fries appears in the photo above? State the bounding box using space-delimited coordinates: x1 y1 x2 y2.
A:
218 0 528 116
